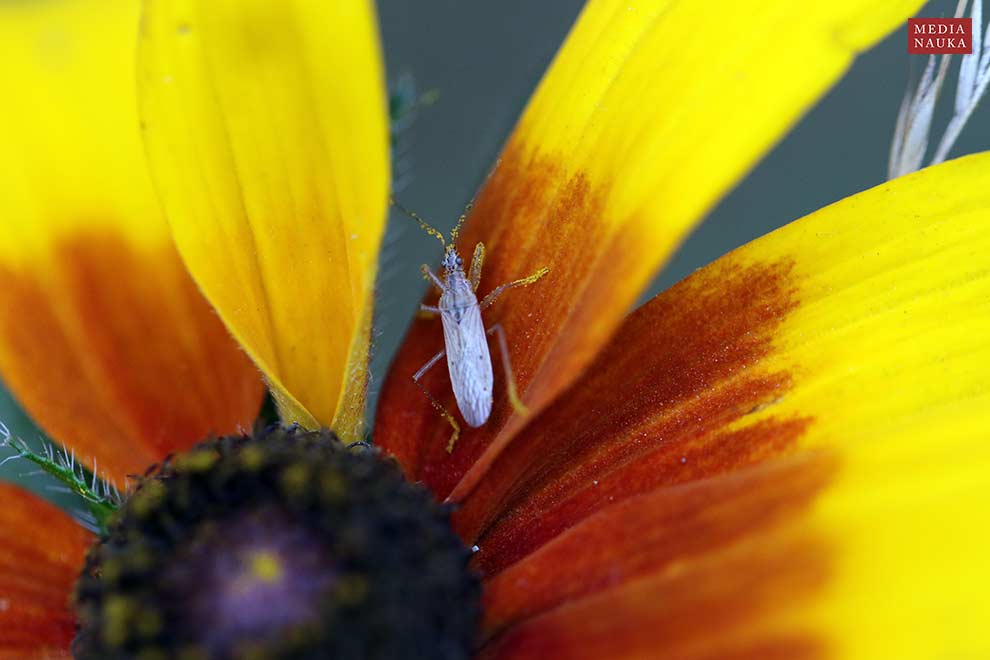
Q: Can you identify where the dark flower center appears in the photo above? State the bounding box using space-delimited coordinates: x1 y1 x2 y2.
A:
72 426 480 660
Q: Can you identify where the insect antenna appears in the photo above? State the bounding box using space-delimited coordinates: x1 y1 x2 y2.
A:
390 196 445 247
449 199 474 243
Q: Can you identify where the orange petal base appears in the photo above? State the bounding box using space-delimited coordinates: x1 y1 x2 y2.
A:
0 232 264 487
479 452 835 658
0 484 91 657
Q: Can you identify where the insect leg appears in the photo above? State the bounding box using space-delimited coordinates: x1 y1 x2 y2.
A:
412 348 462 452
421 264 445 293
469 242 485 292
487 323 529 417
417 304 441 320
480 266 550 310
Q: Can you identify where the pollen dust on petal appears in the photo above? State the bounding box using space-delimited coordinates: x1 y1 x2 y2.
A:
458 258 815 575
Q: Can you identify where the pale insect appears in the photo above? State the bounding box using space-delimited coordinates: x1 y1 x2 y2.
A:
392 199 549 452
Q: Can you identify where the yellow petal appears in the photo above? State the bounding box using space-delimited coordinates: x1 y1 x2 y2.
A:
139 0 389 440
0 0 264 485
478 152 990 658
721 150 990 656
378 0 924 499
731 153 990 464
804 426 990 658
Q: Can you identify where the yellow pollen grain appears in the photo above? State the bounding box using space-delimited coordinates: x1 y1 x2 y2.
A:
102 595 134 648
279 463 310 498
335 574 368 605
130 480 166 519
319 471 346 501
135 609 163 638
239 445 266 471
246 550 284 584
176 449 219 473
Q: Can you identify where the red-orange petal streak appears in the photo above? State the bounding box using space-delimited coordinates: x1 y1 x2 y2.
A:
481 451 835 638
0 484 91 657
480 554 828 660
0 232 264 486
454 259 805 571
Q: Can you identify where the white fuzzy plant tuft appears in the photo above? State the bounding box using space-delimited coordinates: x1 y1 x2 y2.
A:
889 0 990 179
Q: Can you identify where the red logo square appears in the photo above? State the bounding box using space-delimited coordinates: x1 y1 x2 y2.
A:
908 18 973 54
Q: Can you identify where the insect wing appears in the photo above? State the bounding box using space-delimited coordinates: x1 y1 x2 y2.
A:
441 302 493 427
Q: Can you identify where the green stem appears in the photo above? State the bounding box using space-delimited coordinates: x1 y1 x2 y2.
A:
1 423 119 534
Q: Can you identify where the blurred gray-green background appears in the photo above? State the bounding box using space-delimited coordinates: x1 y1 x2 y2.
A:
3 0 988 505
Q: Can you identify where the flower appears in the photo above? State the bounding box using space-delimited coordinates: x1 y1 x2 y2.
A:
1 0 989 658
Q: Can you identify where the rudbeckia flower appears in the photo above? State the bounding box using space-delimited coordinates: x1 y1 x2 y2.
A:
1 0 988 657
